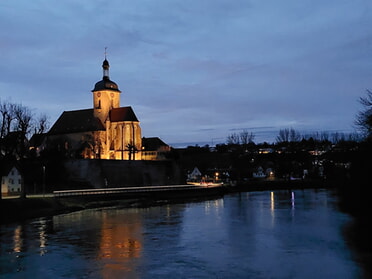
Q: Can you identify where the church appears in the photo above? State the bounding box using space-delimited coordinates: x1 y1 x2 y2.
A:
48 57 166 160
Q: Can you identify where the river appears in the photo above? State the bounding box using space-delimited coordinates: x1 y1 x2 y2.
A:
0 189 368 278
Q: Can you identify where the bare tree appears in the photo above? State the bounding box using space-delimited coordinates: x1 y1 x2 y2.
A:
14 104 34 160
347 132 363 142
0 100 16 138
1 100 48 140
240 129 255 145
320 131 330 142
276 128 301 143
227 133 240 145
276 128 290 143
0 100 17 157
331 132 345 144
0 100 50 200
289 128 301 142
34 113 50 134
355 89 372 138
14 104 33 137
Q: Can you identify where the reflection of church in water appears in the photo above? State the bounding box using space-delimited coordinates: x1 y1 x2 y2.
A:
48 57 169 160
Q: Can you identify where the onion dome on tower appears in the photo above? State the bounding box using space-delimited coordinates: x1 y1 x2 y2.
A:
92 58 121 92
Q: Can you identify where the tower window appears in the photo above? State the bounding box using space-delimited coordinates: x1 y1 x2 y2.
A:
96 99 101 109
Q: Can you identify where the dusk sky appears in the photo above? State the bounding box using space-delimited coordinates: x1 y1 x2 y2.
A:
1 1 372 146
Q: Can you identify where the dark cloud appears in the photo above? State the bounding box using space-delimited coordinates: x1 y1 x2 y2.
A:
1 0 371 144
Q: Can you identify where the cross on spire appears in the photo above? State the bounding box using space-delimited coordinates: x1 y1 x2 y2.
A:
104 47 108 59
102 47 110 78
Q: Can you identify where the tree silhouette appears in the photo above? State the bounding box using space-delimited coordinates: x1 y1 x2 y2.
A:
276 128 301 143
355 89 372 139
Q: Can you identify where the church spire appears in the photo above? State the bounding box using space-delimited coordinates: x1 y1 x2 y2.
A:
92 48 120 93
102 47 109 79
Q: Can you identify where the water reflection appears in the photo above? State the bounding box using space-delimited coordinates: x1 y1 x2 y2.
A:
270 191 275 226
11 218 49 255
0 190 368 278
13 225 23 253
204 198 224 215
38 219 48 256
98 211 143 278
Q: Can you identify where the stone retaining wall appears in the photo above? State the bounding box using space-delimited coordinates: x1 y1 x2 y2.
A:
63 159 183 188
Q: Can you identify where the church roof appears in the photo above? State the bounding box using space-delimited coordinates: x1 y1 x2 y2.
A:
92 58 121 92
110 107 139 122
92 77 121 92
142 137 169 151
49 107 139 135
48 109 105 135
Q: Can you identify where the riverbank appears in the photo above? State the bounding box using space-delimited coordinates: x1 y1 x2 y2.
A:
0 185 227 224
0 179 331 224
0 196 175 224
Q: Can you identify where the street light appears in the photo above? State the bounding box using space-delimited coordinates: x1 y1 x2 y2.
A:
215 172 219 182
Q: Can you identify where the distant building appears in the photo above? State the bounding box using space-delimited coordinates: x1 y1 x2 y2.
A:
48 58 142 160
141 137 171 160
253 166 266 178
187 167 202 181
1 161 22 195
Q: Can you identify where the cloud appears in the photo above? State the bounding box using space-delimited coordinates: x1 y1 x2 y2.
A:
1 0 371 145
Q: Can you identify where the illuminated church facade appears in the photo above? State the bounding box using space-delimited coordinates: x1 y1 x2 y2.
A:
48 58 143 160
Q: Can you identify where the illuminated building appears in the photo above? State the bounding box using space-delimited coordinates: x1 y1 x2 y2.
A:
141 137 171 160
0 162 22 195
48 58 142 160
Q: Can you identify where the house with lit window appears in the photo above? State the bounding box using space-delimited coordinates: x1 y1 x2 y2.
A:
1 161 22 195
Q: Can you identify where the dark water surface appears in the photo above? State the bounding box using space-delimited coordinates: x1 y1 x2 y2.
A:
0 189 367 278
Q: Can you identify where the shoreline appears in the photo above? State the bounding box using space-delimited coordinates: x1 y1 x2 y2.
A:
0 180 333 224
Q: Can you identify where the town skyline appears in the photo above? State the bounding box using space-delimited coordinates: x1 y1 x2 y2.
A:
1 1 371 145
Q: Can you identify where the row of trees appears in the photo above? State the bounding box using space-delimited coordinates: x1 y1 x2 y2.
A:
226 89 372 146
226 128 363 146
275 128 363 144
0 99 49 158
226 130 255 145
0 100 50 200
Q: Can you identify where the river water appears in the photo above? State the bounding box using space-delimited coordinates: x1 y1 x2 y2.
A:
0 189 367 278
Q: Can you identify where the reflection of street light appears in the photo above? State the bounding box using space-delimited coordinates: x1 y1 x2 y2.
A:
215 172 219 182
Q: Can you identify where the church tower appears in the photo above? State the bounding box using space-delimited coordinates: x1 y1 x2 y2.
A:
92 58 121 125
90 55 142 160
